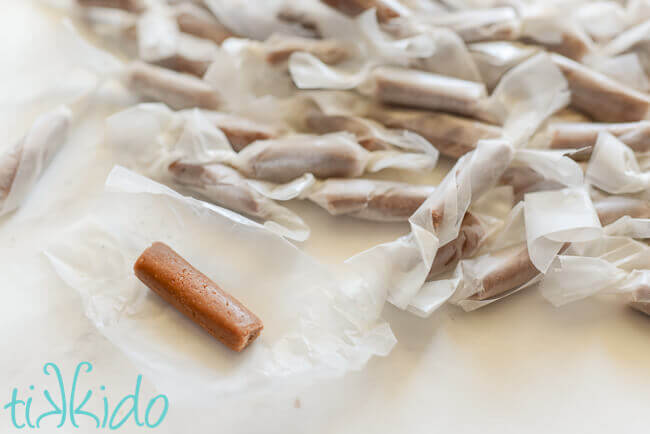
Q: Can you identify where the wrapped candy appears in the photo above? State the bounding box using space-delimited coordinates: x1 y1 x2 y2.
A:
425 212 490 281
540 236 650 308
414 7 521 43
365 65 497 122
519 5 594 61
136 5 223 77
288 9 455 90
551 54 650 122
546 121 650 154
125 61 221 109
168 162 309 240
366 105 502 158
225 132 437 184
263 34 353 66
105 103 310 240
303 178 435 221
0 106 71 216
362 52 569 134
347 139 515 311
296 97 439 156
594 195 650 226
196 111 283 152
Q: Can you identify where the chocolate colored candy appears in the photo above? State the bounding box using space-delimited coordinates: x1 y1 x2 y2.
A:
134 242 263 352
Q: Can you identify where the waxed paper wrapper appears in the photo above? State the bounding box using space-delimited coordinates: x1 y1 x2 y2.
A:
104 102 311 240
342 55 570 316
586 132 650 194
45 166 396 401
0 106 72 216
540 236 650 307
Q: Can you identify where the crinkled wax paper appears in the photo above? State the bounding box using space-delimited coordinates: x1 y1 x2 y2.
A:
45 166 396 401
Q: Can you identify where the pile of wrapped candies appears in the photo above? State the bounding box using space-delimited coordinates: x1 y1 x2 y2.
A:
4 0 649 323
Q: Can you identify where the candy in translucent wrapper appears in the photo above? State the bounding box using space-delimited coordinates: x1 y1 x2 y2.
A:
546 121 650 154
169 162 310 241
453 242 542 311
365 52 569 129
585 132 650 194
304 178 435 221
469 41 538 91
365 65 495 122
264 34 353 66
346 55 570 315
203 0 353 41
540 236 650 307
137 5 222 78
425 212 491 281
366 105 502 158
488 53 570 144
228 132 438 184
347 139 514 311
288 9 438 90
298 98 439 158
0 106 71 216
58 20 224 110
594 195 650 227
196 111 284 152
523 187 602 273
551 54 650 123
125 61 221 109
105 103 310 240
413 7 521 43
45 166 396 400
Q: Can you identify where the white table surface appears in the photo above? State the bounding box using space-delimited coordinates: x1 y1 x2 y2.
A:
1 2 650 433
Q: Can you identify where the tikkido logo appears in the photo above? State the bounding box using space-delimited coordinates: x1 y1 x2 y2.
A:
3 362 169 430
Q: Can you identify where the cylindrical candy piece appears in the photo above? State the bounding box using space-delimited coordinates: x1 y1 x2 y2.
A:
370 66 490 121
134 242 263 351
367 105 501 158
